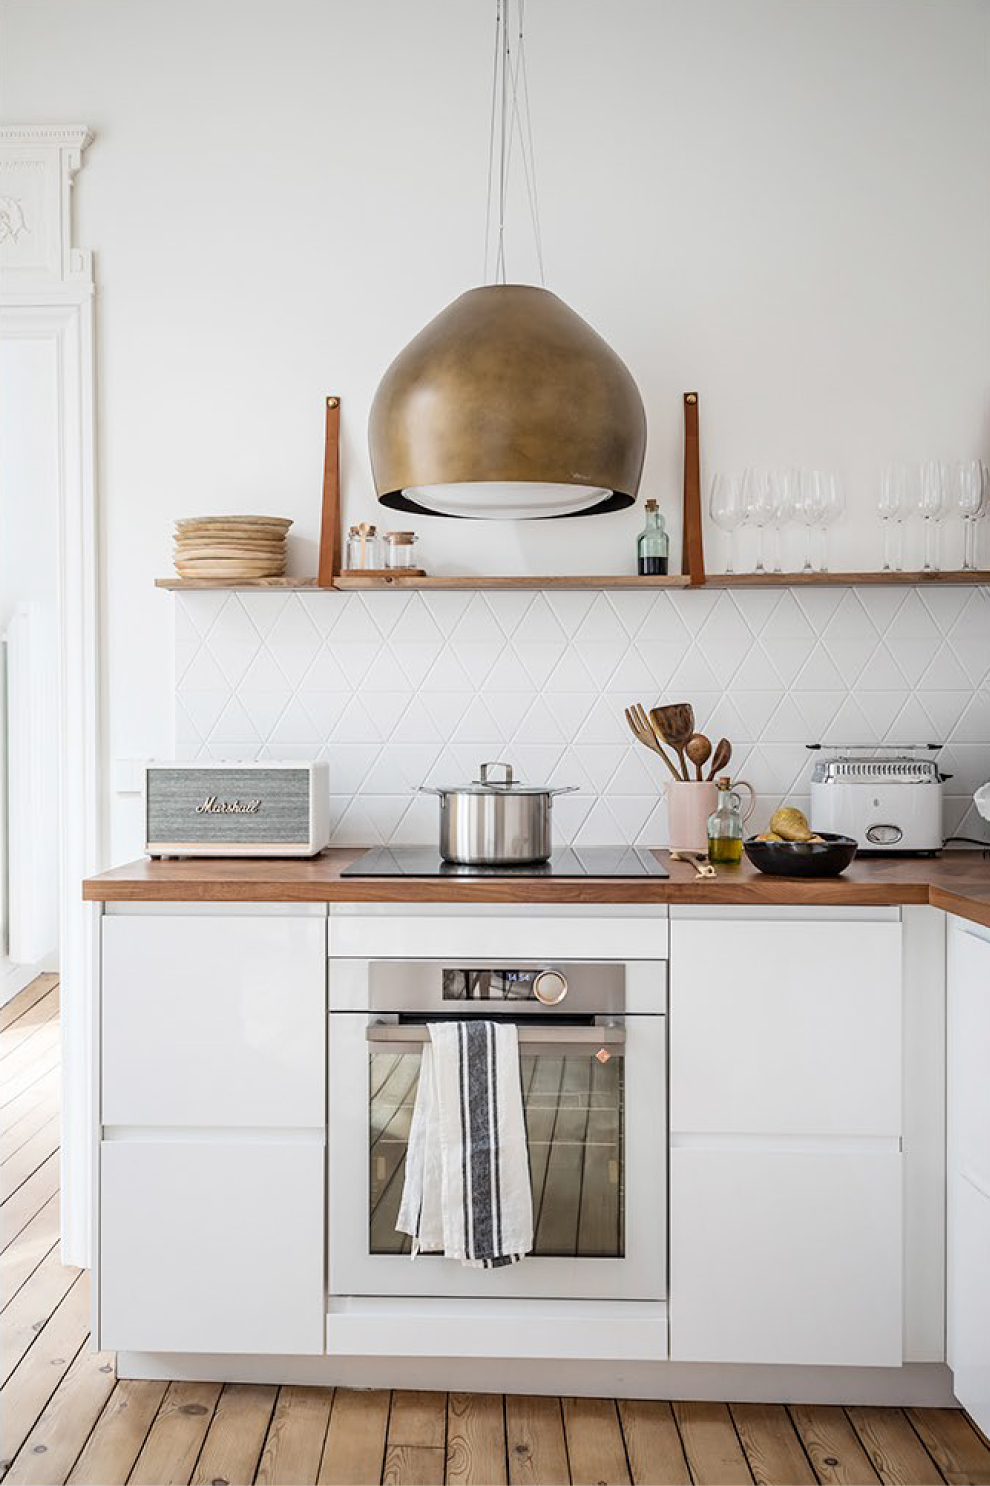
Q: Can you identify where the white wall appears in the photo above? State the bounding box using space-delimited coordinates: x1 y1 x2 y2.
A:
0 339 61 965
3 0 989 861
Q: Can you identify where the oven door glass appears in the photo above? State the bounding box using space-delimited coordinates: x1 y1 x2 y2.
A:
328 959 665 1303
369 1047 624 1259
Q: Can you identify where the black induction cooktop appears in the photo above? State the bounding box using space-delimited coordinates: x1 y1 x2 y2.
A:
342 846 668 878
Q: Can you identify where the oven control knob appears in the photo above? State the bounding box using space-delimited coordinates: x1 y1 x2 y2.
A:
533 969 568 1006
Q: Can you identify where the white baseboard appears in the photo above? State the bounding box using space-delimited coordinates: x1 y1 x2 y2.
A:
115 1350 958 1407
2 952 58 1008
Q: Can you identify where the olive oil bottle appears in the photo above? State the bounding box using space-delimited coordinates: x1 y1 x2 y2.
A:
707 776 745 864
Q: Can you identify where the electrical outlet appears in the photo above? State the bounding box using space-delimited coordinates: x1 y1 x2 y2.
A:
113 759 145 795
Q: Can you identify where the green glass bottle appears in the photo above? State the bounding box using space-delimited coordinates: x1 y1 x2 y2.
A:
637 500 669 575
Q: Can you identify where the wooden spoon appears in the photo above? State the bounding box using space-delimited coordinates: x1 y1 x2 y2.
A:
706 737 732 780
625 705 681 781
685 732 712 781
650 703 695 781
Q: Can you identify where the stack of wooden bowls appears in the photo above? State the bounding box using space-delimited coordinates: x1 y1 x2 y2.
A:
173 516 292 581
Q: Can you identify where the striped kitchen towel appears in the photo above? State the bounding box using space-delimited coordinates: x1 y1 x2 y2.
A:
396 1020 534 1268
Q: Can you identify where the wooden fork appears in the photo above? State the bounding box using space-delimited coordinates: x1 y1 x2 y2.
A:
625 705 681 780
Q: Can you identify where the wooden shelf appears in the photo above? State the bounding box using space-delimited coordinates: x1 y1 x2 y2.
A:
155 574 692 592
155 569 990 593
155 576 320 591
332 573 691 590
702 570 990 587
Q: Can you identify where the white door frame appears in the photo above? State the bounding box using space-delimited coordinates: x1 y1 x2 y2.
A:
1 126 100 1266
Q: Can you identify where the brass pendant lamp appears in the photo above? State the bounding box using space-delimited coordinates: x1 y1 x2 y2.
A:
368 1 647 520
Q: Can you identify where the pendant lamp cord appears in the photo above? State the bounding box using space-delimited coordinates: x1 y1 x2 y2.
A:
482 2 501 284
483 0 545 287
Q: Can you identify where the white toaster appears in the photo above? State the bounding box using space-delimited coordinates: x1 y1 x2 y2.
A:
809 749 944 853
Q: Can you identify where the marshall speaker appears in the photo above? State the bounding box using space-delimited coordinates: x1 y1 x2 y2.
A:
145 761 331 858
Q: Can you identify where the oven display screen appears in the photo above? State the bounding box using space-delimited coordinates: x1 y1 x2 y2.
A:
442 968 535 1001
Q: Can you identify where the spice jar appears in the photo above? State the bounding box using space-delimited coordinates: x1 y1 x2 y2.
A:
384 531 418 570
345 523 383 570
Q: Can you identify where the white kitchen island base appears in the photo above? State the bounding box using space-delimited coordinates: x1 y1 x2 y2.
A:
87 891 984 1422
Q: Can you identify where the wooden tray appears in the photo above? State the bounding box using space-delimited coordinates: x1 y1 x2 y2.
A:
338 568 427 578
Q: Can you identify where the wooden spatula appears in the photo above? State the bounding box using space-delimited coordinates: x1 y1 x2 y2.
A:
650 703 695 781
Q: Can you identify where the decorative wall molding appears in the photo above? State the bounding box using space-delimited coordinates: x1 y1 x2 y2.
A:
0 125 94 290
1 125 100 1269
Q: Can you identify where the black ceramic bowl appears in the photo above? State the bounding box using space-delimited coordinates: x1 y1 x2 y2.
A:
743 831 858 878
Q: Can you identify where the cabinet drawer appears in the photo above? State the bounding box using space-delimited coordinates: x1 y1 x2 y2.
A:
669 1147 902 1365
670 920 901 1136
102 916 325 1127
99 1138 325 1354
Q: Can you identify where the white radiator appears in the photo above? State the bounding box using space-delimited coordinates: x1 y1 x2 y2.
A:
3 603 59 965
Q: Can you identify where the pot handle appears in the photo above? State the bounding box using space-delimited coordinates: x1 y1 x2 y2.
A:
416 785 443 796
479 760 514 787
549 785 580 796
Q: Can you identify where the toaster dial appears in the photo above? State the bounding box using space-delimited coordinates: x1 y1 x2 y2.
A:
866 823 903 846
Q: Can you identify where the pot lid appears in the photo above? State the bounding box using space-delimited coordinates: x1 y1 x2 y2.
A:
428 761 560 795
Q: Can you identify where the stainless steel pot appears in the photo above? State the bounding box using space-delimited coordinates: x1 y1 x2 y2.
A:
418 760 577 865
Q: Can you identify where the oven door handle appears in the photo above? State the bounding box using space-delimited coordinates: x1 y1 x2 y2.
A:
365 1023 625 1056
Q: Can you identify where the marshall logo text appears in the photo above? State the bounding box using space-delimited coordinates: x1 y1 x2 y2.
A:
195 796 262 815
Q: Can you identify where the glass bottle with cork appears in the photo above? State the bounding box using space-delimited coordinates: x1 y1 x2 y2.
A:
707 776 748 864
637 500 669 575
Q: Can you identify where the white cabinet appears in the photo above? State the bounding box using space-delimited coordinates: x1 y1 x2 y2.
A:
100 1139 325 1354
947 918 990 1434
98 910 327 1356
670 1149 902 1365
102 915 326 1127
669 914 903 1367
670 920 901 1137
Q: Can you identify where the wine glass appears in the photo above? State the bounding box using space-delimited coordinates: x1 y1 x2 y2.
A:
709 473 746 574
918 460 948 572
770 470 796 573
952 459 988 571
878 465 908 572
816 472 845 573
742 467 775 574
794 469 827 573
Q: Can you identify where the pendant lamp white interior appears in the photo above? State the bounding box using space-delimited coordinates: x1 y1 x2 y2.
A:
368 1 647 521
403 482 612 521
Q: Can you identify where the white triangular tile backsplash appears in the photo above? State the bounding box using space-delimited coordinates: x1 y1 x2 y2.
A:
175 586 990 846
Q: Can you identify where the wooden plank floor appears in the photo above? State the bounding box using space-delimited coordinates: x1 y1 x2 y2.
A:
3 976 990 1486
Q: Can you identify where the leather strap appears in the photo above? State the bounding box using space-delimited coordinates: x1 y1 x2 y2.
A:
681 391 706 586
317 395 341 587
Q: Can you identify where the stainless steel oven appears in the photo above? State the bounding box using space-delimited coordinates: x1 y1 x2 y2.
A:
327 952 666 1302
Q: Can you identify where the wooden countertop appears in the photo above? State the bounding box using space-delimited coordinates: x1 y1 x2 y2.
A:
83 848 990 928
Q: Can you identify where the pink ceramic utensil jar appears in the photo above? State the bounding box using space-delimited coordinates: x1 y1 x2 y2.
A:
665 780 718 854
